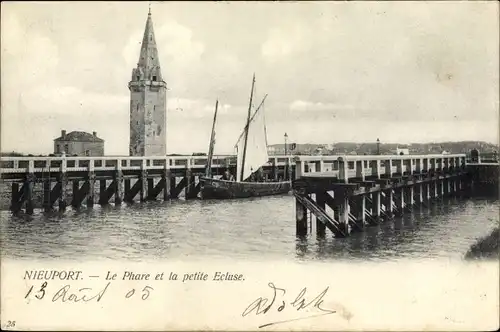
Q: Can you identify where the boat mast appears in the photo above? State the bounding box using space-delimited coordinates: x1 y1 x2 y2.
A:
205 99 219 178
240 73 256 182
234 94 268 145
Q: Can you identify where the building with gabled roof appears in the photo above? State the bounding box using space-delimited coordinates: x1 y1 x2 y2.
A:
53 130 104 156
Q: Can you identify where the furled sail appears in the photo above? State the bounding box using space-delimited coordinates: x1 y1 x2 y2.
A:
205 100 218 177
236 104 269 181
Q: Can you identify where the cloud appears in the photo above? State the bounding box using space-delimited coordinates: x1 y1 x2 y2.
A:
288 100 389 122
290 100 356 112
122 19 205 92
14 85 128 116
1 13 60 92
167 98 234 119
1 2 498 156
261 24 312 61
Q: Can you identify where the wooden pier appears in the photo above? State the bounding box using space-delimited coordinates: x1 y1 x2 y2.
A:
1 152 497 220
292 154 477 237
0 155 295 214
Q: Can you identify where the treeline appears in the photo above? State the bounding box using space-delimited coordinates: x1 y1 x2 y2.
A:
1 151 26 157
269 140 498 155
2 140 498 158
1 151 45 157
332 141 499 154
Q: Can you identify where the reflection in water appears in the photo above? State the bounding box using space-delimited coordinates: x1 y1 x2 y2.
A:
1 194 498 262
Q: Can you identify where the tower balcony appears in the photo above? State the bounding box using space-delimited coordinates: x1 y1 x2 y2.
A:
128 80 167 91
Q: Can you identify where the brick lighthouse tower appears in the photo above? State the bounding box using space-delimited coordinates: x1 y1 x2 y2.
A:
128 7 167 156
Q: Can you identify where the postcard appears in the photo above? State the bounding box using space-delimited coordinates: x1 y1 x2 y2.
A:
1 1 499 331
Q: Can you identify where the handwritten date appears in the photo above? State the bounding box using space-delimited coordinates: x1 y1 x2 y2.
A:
25 282 154 303
52 282 110 302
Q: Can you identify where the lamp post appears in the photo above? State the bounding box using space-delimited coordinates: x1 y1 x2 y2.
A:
284 133 288 156
376 138 380 155
284 133 289 180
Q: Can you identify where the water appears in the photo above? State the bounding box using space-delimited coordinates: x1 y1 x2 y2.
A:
0 194 498 262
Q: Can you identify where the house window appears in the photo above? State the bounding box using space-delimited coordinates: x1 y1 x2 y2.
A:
136 76 140 81
85 150 91 156
152 75 157 81
56 145 60 153
64 144 69 154
153 131 156 136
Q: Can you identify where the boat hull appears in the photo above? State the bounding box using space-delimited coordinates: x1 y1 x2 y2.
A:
199 177 291 199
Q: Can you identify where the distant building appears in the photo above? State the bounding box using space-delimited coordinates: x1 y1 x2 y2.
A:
267 143 329 155
54 130 104 156
396 147 410 155
268 146 278 154
313 147 324 155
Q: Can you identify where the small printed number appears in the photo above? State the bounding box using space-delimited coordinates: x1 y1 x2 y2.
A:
6 321 16 328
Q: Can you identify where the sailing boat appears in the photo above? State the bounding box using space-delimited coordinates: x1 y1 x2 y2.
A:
199 74 292 199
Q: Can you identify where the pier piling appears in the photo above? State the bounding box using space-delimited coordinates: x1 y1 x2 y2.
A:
87 173 96 207
140 168 148 202
162 168 171 201
295 196 308 236
315 192 327 236
114 167 123 205
42 180 52 212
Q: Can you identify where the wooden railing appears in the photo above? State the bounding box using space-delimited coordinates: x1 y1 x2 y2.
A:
0 155 297 175
294 154 468 181
465 152 499 164
1 152 494 177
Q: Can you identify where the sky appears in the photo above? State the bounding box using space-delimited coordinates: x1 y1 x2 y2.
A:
1 1 499 155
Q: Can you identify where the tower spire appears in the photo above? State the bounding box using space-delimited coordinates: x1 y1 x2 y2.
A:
148 1 151 15
132 8 163 82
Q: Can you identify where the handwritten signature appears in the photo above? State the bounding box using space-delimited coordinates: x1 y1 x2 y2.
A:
242 283 337 328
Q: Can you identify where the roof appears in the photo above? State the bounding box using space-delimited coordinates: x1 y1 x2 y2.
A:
54 131 104 143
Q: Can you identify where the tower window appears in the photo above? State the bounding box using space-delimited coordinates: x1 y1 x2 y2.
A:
136 76 140 81
152 75 157 81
